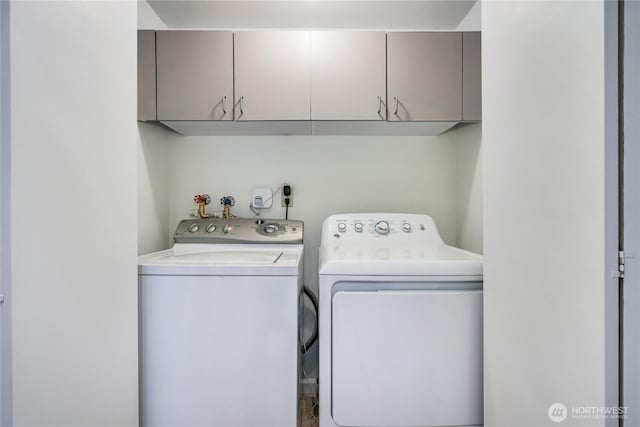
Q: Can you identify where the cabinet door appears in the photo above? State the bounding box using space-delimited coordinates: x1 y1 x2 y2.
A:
463 32 482 121
234 31 310 121
311 31 386 120
156 31 233 121
387 32 462 121
138 31 156 121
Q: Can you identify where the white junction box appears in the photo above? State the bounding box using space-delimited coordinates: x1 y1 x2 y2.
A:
252 186 273 209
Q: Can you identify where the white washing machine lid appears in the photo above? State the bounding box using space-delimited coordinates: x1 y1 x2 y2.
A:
319 243 482 276
138 244 303 276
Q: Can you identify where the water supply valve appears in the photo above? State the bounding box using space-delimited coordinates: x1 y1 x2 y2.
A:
220 196 236 219
194 194 212 218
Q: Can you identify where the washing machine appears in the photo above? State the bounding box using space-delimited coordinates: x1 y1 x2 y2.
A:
138 218 304 427
318 213 483 427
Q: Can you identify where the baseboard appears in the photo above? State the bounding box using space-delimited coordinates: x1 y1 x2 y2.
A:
301 378 318 395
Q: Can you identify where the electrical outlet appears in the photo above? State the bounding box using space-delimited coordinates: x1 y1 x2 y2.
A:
281 184 294 207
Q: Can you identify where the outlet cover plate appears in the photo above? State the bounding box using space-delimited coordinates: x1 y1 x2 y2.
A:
281 186 294 207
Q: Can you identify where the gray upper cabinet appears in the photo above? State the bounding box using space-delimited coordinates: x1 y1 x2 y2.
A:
234 31 310 121
156 31 233 121
138 31 156 121
387 32 462 121
138 29 480 133
463 32 482 121
311 31 386 121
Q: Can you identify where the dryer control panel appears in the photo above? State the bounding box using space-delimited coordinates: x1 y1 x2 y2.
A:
321 213 443 245
174 218 303 244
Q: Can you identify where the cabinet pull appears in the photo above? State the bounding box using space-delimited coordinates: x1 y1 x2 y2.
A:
394 97 399 116
377 96 382 115
240 96 244 115
222 96 227 115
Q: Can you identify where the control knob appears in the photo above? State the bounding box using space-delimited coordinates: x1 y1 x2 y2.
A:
401 223 412 233
354 223 364 232
188 223 199 233
374 221 390 235
337 223 347 233
206 223 217 233
264 224 278 234
222 224 233 234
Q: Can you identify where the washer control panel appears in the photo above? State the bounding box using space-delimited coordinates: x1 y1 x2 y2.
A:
174 218 303 244
323 213 442 245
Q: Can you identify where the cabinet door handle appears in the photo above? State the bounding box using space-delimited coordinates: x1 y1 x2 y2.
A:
240 96 244 115
377 96 382 115
394 97 399 116
222 96 227 115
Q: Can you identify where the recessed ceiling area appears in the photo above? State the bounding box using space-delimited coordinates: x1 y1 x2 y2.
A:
147 0 478 30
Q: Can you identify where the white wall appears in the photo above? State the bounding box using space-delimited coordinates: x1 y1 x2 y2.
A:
10 2 138 426
453 123 482 254
483 1 618 426
138 123 176 255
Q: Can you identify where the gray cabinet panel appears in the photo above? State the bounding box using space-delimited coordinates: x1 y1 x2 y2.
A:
311 31 386 120
234 31 310 121
156 31 233 121
463 32 482 121
387 32 462 121
137 31 156 121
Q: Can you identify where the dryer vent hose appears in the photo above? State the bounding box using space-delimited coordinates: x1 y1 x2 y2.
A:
301 286 318 353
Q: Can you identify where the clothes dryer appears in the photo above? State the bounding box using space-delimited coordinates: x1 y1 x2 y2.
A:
318 213 483 427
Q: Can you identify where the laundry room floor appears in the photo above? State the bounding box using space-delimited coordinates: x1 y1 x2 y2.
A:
300 395 319 427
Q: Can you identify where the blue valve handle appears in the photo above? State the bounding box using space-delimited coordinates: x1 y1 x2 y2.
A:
220 196 235 206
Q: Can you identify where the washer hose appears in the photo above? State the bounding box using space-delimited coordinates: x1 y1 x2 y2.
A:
301 286 318 353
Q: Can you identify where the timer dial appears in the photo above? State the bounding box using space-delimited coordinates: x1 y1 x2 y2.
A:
264 224 278 234
374 221 390 235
